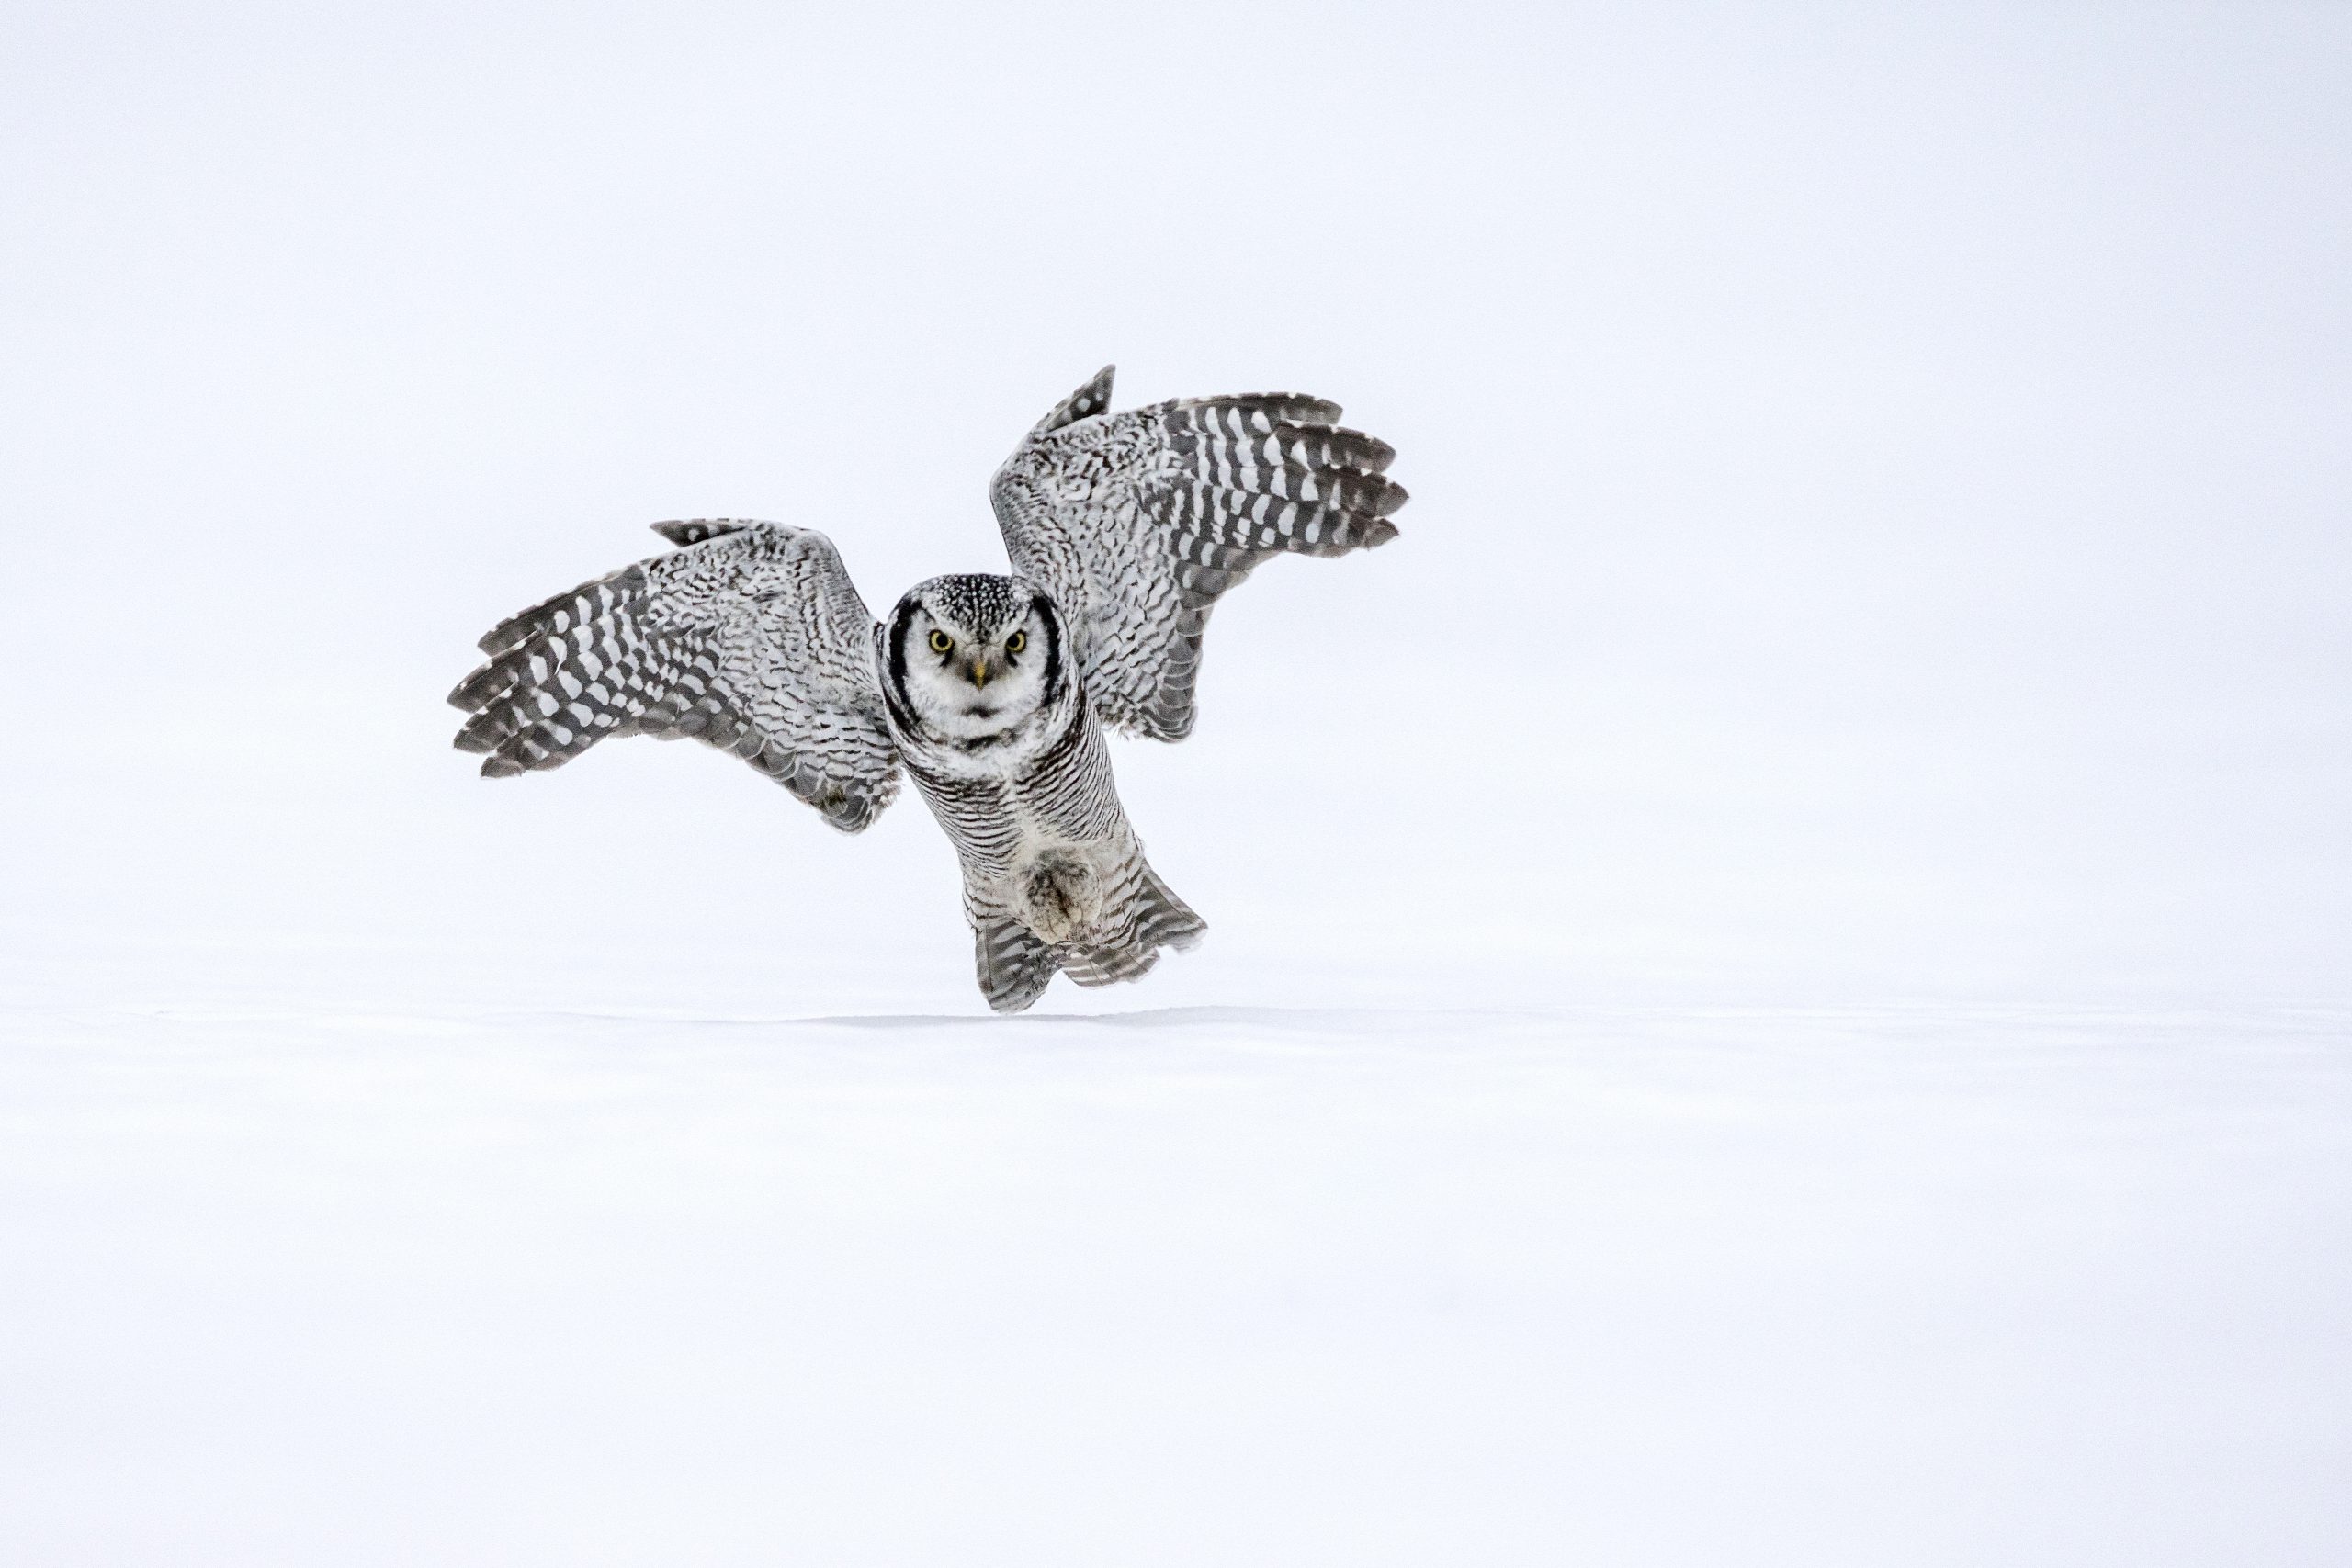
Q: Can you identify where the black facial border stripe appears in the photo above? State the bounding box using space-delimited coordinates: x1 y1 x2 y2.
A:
1035 592 1065 707
885 596 920 714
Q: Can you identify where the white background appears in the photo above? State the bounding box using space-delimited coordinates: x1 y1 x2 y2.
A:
3 3 2347 1562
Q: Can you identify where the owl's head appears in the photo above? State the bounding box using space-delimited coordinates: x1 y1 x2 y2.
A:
884 574 1066 740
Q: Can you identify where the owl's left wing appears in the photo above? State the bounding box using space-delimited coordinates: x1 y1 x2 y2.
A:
447 520 900 831
989 365 1407 741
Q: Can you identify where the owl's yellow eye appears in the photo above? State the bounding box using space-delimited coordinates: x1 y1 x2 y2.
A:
1005 629 1027 655
927 629 954 654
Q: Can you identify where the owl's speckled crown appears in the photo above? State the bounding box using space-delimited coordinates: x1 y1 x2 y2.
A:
902 573 1031 635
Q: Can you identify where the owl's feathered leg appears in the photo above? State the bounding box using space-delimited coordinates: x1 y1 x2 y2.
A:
1015 849 1103 944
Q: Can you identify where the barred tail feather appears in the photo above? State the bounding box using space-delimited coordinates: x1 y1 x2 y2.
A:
976 916 1059 1015
1064 861 1206 989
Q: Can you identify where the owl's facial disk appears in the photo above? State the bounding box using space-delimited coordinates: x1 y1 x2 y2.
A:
895 592 1054 740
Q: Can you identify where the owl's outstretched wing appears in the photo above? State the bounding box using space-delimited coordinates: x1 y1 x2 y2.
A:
447 520 901 832
989 365 1408 741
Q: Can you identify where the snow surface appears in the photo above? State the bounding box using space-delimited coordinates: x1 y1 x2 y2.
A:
6 2 2352 1562
3 997 2347 1564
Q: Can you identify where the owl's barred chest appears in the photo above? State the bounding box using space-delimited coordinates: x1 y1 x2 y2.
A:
898 706 1126 876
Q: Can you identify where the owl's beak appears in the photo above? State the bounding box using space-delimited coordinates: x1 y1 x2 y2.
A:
970 660 990 688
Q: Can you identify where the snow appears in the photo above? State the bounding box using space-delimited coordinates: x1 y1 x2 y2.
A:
7 2 2352 1562
4 994 2349 1563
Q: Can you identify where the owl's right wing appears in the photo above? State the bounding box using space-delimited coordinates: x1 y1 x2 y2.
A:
447 520 901 832
989 365 1408 741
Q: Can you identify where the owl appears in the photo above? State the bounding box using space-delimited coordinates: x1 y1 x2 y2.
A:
447 366 1408 1010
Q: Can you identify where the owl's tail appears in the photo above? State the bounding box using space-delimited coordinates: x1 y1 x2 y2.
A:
972 860 1206 1014
1065 861 1207 987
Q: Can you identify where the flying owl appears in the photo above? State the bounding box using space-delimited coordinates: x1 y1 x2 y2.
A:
447 366 1408 1010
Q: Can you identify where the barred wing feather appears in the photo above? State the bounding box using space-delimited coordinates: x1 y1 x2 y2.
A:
989 365 1407 740
447 520 900 832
